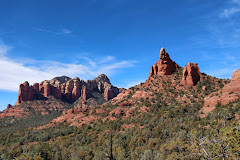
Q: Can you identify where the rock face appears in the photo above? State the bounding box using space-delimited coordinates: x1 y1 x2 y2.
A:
201 69 240 116
181 63 202 86
16 81 34 105
81 86 87 105
15 74 122 106
148 47 178 78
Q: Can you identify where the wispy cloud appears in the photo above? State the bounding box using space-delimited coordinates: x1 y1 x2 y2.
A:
0 42 11 56
0 42 136 92
61 29 72 34
99 56 115 64
192 0 240 49
81 57 97 67
220 7 240 18
127 80 144 88
32 28 73 36
220 0 240 18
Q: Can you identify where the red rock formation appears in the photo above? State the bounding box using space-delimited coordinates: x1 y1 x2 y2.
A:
51 86 62 99
232 69 240 81
104 87 120 101
64 79 74 100
71 78 81 101
15 75 121 105
81 86 87 105
201 69 240 116
104 88 110 101
33 83 39 92
43 83 50 97
148 47 178 78
16 81 30 105
104 88 113 101
28 86 34 100
181 63 201 86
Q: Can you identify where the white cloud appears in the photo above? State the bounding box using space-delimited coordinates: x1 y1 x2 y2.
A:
101 60 136 71
220 7 240 18
0 43 136 92
220 0 240 18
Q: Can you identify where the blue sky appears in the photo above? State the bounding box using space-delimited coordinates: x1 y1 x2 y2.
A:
0 0 240 111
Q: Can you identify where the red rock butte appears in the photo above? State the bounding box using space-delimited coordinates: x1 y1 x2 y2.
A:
147 47 202 86
148 47 178 78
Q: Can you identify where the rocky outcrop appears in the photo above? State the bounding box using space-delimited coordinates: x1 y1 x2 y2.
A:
72 78 81 102
15 74 122 106
201 69 240 116
148 47 178 78
7 104 12 109
104 86 120 101
16 81 33 105
51 86 62 99
181 63 202 86
81 86 87 105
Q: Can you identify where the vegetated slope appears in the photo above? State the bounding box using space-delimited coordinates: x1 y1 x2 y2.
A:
0 96 72 132
40 47 229 128
0 74 123 131
201 68 240 117
1 83 239 159
0 48 239 160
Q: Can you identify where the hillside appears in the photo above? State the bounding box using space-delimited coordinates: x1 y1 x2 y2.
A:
0 48 239 160
0 74 123 130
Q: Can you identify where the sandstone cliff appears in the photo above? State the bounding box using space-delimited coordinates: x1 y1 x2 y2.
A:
15 74 122 107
